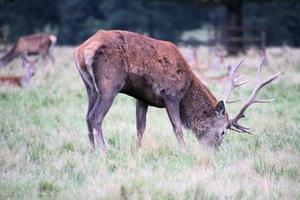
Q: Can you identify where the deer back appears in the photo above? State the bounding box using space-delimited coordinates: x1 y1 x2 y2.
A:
76 30 196 99
15 33 54 54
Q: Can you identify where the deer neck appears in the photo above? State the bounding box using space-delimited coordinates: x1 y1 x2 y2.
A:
180 78 218 134
0 45 18 68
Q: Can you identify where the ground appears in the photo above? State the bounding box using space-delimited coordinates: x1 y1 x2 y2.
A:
0 46 299 199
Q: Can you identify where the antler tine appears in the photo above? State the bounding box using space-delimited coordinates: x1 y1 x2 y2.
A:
234 74 246 82
223 59 247 104
229 59 282 133
231 59 244 76
229 124 253 134
226 99 241 104
255 72 282 95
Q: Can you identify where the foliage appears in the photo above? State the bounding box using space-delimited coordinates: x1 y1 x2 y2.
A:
0 0 206 44
0 0 300 46
245 2 300 46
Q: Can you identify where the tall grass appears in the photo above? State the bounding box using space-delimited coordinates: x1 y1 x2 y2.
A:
0 46 299 199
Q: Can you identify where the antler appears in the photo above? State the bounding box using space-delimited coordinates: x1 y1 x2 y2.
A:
223 59 248 103
228 58 282 134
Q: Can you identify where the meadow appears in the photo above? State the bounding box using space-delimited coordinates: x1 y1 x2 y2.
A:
0 46 299 199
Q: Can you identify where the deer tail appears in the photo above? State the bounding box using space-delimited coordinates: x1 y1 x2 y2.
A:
49 35 57 52
74 48 96 91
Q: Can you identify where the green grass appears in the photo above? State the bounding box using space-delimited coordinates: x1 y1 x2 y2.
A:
0 46 299 199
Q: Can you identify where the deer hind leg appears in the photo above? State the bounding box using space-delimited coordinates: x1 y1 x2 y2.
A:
45 49 55 64
79 73 97 148
164 97 185 148
88 88 119 153
77 67 110 153
88 67 125 153
49 53 55 64
43 53 54 65
41 53 50 67
41 50 54 67
136 100 148 148
82 47 127 153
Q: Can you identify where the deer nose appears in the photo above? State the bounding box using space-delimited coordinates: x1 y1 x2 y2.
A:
30 71 35 76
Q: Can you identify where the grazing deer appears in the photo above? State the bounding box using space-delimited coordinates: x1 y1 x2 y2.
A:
0 54 37 87
186 47 198 68
209 44 227 70
74 30 281 153
0 33 56 68
201 65 233 84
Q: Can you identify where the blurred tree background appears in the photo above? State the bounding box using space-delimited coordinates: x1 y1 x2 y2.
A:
0 0 299 49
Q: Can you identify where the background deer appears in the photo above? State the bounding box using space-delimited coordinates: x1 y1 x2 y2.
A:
0 33 56 68
74 30 280 153
200 64 233 85
186 47 198 68
0 53 37 87
209 44 227 70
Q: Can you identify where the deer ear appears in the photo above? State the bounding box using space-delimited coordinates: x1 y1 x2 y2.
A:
215 100 225 116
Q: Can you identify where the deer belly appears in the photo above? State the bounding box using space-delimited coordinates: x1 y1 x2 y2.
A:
121 76 165 108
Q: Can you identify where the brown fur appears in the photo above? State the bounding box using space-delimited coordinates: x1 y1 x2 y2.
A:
74 30 228 152
0 33 56 68
0 76 24 87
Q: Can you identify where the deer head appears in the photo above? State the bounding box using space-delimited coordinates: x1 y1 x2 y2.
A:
21 52 38 86
194 100 229 148
203 58 281 148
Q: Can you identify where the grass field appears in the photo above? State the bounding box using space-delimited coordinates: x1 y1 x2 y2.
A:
0 46 299 199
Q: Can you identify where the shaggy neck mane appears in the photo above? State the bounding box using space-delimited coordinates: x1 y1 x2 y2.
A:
180 77 218 135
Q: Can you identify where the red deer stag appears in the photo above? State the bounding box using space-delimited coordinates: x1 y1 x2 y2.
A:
74 30 281 153
0 53 37 87
0 33 56 68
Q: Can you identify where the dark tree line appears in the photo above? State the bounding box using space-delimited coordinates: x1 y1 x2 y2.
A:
0 0 300 50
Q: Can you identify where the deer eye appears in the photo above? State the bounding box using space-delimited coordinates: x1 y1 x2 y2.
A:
221 131 225 136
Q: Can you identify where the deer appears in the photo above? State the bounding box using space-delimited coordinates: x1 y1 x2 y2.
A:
209 43 227 70
186 47 198 68
200 64 233 85
0 53 38 87
0 33 56 68
74 30 281 153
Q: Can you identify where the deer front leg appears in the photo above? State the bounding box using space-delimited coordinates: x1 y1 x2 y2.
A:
136 100 148 148
164 97 185 148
